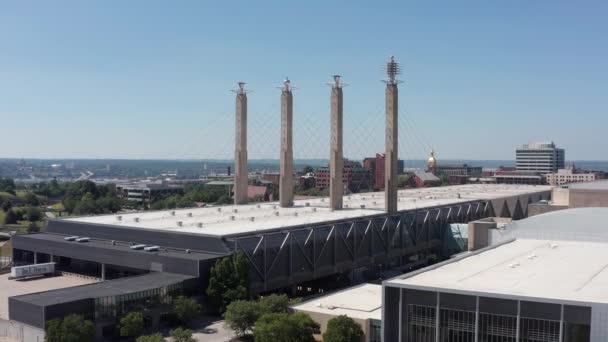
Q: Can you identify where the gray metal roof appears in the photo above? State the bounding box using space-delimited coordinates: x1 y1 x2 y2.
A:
492 207 608 244
11 272 195 306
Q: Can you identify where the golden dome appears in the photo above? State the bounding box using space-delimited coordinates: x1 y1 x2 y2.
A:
427 150 437 168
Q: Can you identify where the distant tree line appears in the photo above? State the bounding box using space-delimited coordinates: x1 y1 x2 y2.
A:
149 184 231 210
61 180 123 215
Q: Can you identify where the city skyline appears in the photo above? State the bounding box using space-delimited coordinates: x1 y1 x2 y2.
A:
2 1 607 160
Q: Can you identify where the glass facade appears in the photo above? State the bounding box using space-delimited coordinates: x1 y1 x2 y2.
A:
94 283 182 320
370 319 382 342
398 294 592 342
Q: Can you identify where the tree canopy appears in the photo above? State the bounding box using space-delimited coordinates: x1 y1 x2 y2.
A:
224 300 260 336
254 312 319 342
172 296 201 324
323 315 364 342
62 180 122 215
120 311 145 337
170 327 195 342
0 178 16 195
45 314 95 342
225 294 292 337
135 333 165 342
206 252 249 313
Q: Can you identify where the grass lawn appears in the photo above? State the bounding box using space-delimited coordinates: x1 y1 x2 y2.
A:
51 202 65 210
0 192 16 199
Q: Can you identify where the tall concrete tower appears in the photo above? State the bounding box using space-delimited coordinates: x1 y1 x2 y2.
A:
233 82 250 205
329 75 344 210
279 78 294 207
384 56 401 214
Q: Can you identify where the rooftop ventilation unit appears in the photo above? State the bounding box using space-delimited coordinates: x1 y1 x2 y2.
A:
294 212 298 217
134 217 140 223
196 222 203 228
274 212 280 216
233 209 238 213
305 202 310 207
111 240 116 245
130 244 146 250
360 204 366 209
312 208 317 212
177 221 183 227
144 246 160 252
171 211 176 216
550 243 559 249
344 204 349 208
230 216 235 220
187 212 193 217
256 204 261 208
185 249 191 253
75 237 90 242
64 236 79 241
116 215 122 221
249 217 255 221
217 208 222 212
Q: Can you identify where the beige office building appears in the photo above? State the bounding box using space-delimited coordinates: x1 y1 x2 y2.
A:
546 167 597 186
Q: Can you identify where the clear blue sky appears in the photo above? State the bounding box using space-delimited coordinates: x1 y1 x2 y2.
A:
1 1 606 161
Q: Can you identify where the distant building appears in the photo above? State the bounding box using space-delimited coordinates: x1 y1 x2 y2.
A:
516 141 565 173
364 154 404 190
315 160 372 192
116 181 184 207
545 166 598 186
491 171 544 185
411 171 441 188
426 150 482 185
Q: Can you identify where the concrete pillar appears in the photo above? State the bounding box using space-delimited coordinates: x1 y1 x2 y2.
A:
384 57 400 214
468 218 495 251
234 82 249 205
33 252 37 264
329 75 344 210
101 263 106 280
280 78 294 207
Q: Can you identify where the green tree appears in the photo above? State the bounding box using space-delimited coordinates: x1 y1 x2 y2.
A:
27 222 40 233
254 312 319 342
258 294 290 314
170 327 195 342
135 333 165 342
25 206 43 222
397 174 411 188
120 311 145 337
323 315 364 342
24 192 40 206
45 314 95 342
302 165 314 174
224 300 260 336
206 252 249 313
214 194 232 205
1 199 11 212
172 296 201 324
4 208 21 224
0 178 16 195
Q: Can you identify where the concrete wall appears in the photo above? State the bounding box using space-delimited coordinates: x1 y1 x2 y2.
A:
552 187 570 206
527 203 568 217
467 218 494 251
570 189 608 208
0 319 44 342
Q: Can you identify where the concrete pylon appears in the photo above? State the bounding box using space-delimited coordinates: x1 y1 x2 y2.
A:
329 75 343 210
233 82 249 205
384 57 400 214
280 78 294 207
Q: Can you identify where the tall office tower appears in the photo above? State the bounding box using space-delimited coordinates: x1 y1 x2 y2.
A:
384 57 400 214
280 78 294 207
233 82 249 205
516 142 565 173
329 75 344 210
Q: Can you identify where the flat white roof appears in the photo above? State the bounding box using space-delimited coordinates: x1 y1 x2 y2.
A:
388 238 608 304
64 184 550 237
292 283 382 320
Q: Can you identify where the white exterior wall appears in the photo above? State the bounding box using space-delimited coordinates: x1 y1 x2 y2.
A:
590 304 608 342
